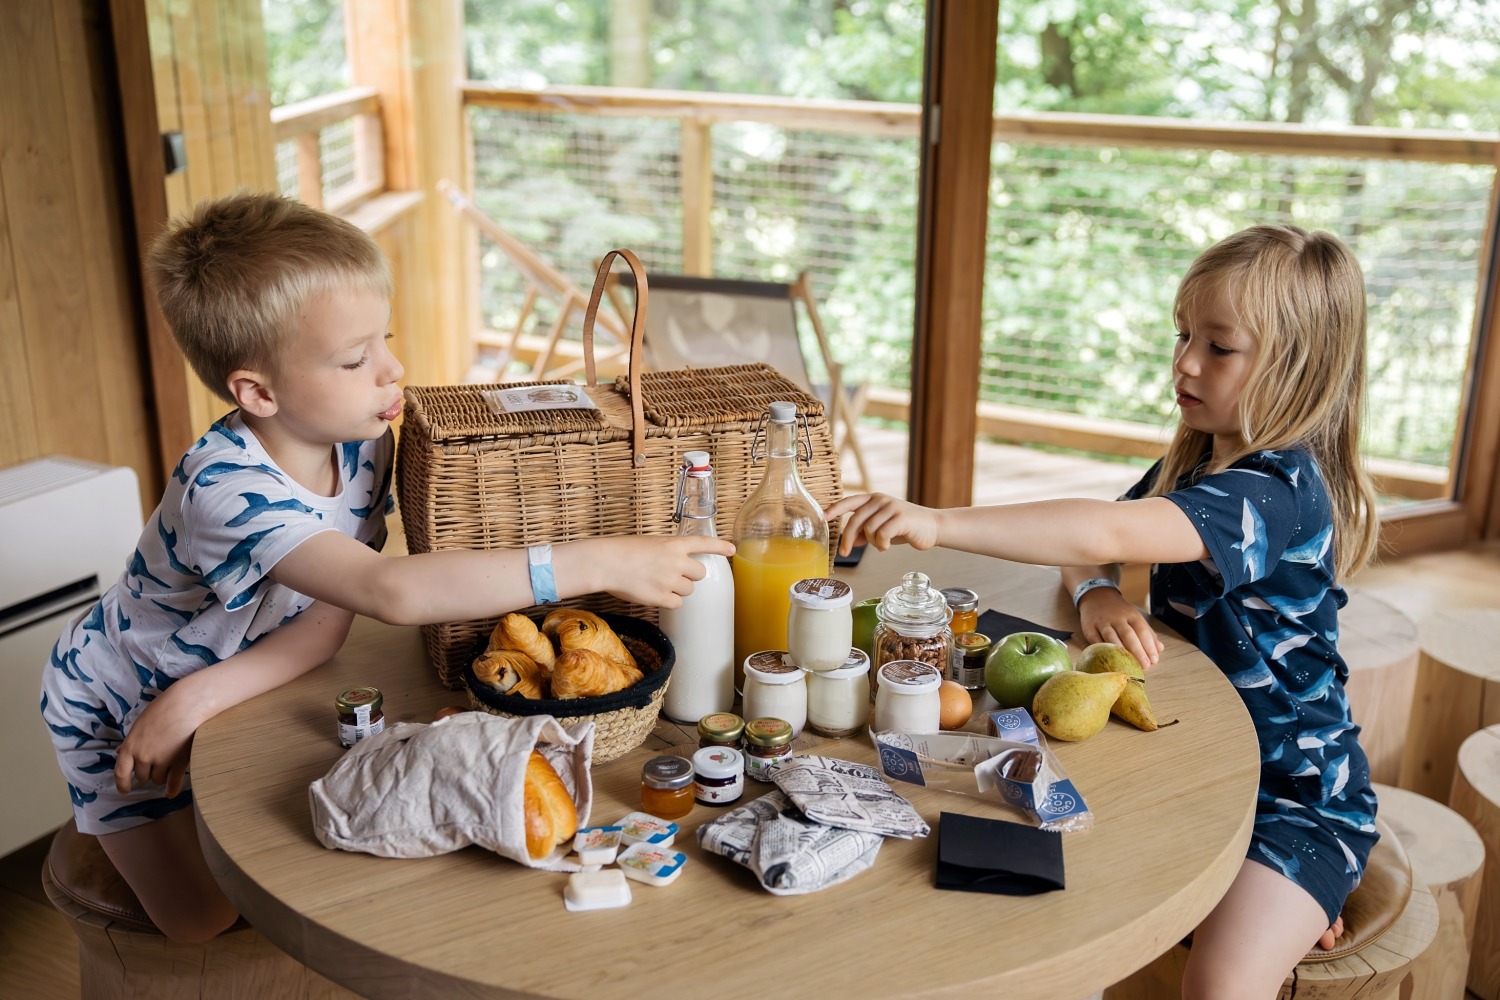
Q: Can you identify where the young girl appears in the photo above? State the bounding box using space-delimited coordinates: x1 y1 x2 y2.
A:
827 224 1378 998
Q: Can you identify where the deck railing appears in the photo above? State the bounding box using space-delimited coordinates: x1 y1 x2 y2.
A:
272 86 385 213
458 85 1496 499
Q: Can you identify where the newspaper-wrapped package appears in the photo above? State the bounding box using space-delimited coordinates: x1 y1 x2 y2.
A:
696 789 883 894
870 713 1093 833
769 755 929 839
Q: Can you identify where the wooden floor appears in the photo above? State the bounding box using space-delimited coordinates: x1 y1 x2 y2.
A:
6 425 1497 999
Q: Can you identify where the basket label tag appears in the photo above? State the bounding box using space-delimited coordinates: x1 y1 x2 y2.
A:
484 385 599 414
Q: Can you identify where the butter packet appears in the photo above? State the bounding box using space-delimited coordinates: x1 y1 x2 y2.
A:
869 720 1093 833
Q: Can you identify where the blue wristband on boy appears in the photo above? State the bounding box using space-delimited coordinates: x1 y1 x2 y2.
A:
1071 577 1120 608
527 544 559 604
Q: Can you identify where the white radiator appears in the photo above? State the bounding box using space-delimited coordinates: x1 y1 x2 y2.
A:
0 456 142 856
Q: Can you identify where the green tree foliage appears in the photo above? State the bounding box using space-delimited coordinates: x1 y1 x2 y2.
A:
262 0 348 108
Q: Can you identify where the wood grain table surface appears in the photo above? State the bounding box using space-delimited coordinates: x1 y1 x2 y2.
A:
191 545 1259 1000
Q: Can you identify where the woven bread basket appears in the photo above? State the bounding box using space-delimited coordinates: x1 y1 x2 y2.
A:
398 248 843 689
463 611 673 763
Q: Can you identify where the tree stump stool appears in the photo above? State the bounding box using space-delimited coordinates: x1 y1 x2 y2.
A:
1372 783 1485 1000
1450 724 1500 1000
1341 591 1420 785
40 818 356 999
1398 607 1500 801
1102 818 1439 1000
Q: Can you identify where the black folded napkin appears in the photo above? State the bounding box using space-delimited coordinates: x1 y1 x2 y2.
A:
935 811 1065 896
978 608 1072 643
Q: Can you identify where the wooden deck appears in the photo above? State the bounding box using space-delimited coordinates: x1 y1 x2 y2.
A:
848 421 1148 504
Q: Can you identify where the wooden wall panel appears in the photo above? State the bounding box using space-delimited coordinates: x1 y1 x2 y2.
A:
0 1 158 509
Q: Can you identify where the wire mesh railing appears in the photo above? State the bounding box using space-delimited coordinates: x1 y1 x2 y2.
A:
464 88 1495 472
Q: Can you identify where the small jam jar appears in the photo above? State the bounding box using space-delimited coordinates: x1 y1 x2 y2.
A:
640 755 695 819
743 717 795 782
692 746 745 806
741 650 807 737
951 631 993 690
787 577 854 672
697 712 746 750
806 648 871 737
940 587 980 635
335 687 385 748
872 660 944 733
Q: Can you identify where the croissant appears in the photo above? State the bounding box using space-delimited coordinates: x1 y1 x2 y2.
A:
542 609 637 671
488 613 556 673
524 750 578 859
473 649 547 699
550 647 643 699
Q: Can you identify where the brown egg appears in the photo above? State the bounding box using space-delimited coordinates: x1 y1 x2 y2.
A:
433 705 469 722
938 681 973 730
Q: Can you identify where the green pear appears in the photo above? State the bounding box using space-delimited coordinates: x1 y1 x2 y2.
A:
1031 670 1130 742
1076 642 1158 732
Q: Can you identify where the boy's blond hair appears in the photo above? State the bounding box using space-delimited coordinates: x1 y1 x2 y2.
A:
1149 224 1379 580
146 191 393 402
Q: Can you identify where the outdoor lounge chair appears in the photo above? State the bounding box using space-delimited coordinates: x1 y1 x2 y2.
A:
437 179 630 381
615 271 871 489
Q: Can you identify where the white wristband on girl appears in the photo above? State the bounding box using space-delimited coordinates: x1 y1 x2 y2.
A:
527 544 558 604
1071 577 1120 608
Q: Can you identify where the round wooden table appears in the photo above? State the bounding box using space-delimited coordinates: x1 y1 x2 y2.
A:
191 546 1259 1000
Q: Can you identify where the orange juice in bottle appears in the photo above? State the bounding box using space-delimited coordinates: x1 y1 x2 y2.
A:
731 402 830 684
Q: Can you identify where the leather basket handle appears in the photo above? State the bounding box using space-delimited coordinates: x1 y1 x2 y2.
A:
582 249 648 466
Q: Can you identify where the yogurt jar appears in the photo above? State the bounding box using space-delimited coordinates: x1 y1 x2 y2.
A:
741 650 808 737
806 648 871 737
872 660 944 733
787 577 854 672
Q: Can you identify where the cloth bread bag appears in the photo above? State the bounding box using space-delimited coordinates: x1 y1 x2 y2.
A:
309 711 594 870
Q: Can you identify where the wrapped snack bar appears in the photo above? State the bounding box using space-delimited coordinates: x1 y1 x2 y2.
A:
770 755 929 839
870 708 1093 833
696 789 883 895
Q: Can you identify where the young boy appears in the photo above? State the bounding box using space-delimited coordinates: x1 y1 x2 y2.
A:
40 191 733 943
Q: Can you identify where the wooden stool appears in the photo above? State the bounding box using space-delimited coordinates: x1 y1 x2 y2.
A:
1450 724 1500 1000
1341 591 1420 785
1103 818 1439 1000
1372 783 1485 1000
40 818 355 999
1398 607 1500 800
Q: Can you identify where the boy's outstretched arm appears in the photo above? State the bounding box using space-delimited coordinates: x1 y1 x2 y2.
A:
825 492 1208 569
269 531 736 627
115 601 354 796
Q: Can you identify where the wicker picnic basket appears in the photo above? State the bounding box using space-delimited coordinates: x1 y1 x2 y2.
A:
398 249 844 690
462 611 674 763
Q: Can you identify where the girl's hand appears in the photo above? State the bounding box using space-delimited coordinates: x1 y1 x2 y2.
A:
114 685 203 797
595 535 736 609
825 492 940 555
1078 588 1163 668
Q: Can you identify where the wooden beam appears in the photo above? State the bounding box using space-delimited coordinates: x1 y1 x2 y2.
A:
108 0 195 475
270 86 381 143
1471 152 1500 542
909 0 998 508
680 119 713 275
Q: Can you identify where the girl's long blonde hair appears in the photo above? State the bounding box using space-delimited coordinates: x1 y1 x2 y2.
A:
1147 224 1379 581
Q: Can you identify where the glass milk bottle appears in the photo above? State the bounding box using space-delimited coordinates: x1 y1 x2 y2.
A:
731 401 830 687
660 451 736 723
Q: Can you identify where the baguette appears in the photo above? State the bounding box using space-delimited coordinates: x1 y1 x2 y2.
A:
524 750 578 858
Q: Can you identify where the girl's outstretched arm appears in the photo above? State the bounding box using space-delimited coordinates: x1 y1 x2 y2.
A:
826 492 1208 569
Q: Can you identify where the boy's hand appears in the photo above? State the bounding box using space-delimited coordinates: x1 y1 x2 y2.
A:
114 685 203 797
595 535 736 609
1077 588 1163 668
824 492 939 556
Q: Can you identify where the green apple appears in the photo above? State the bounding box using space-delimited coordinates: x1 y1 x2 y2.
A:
985 632 1073 709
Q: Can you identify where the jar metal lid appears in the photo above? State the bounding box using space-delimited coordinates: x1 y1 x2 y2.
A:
743 717 794 747
642 755 694 790
940 587 980 613
693 746 744 778
955 631 993 653
789 577 853 610
697 712 746 743
877 660 943 694
878 571 953 628
335 687 383 714
744 650 805 684
810 647 871 679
